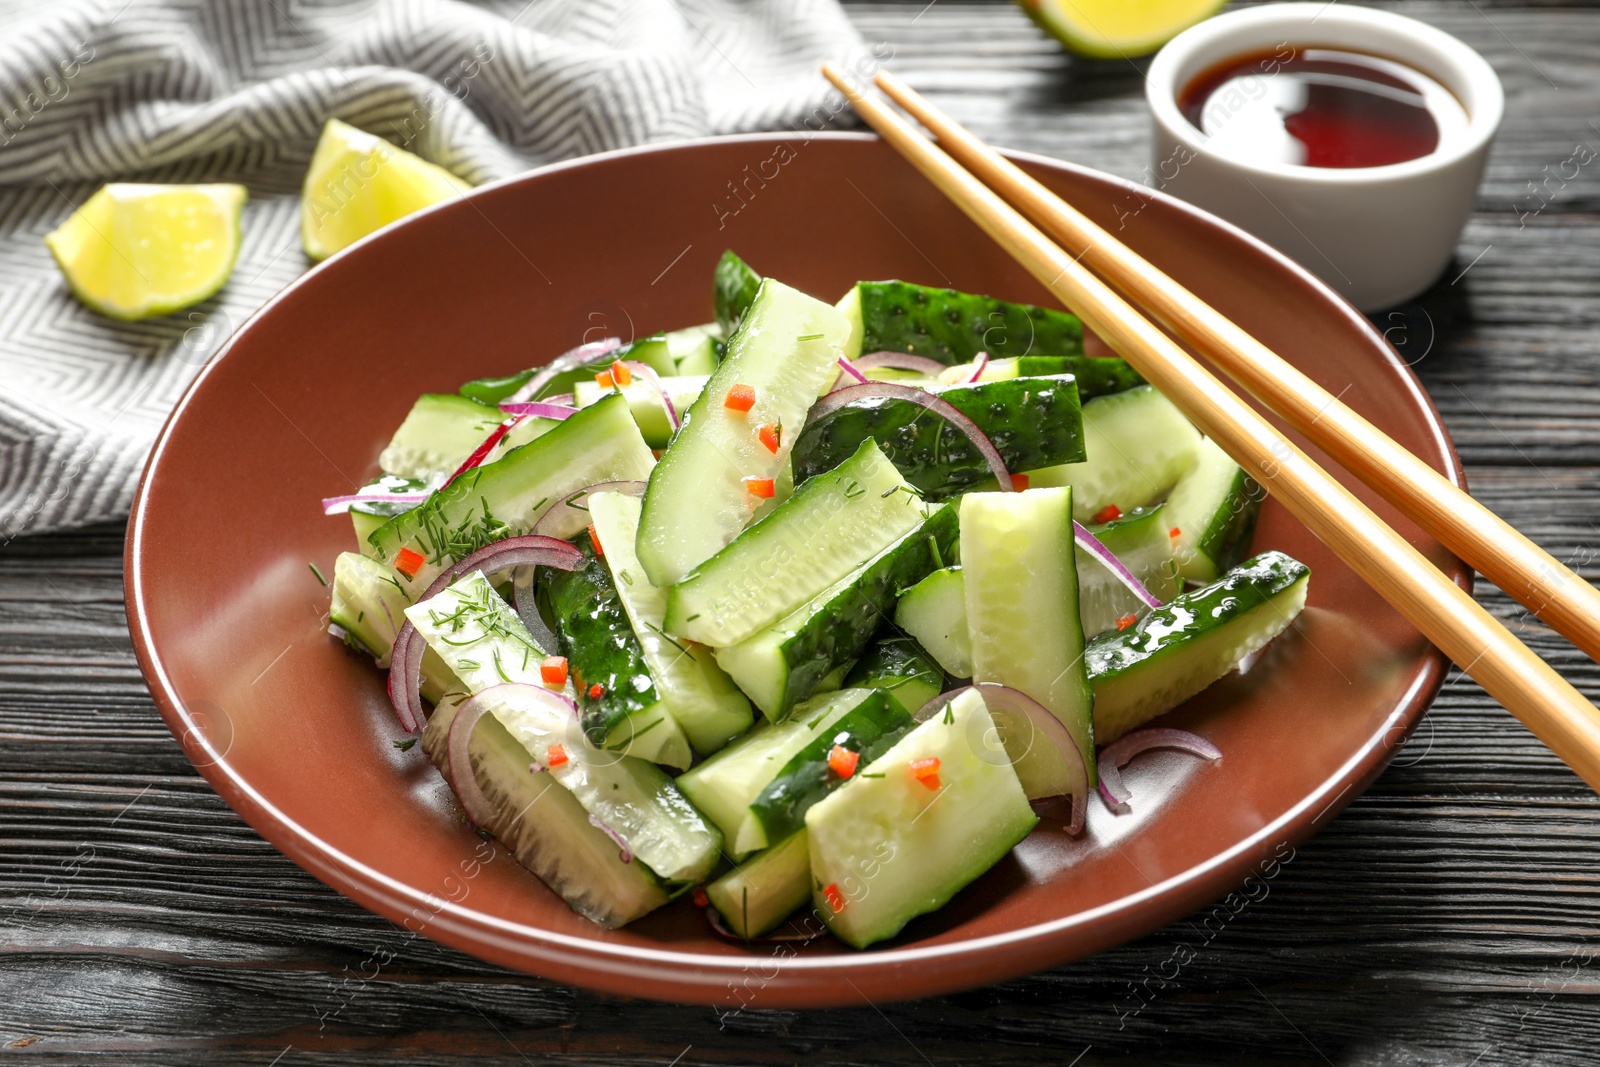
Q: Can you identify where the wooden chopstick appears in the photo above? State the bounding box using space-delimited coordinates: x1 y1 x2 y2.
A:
820 62 1600 792
873 69 1600 670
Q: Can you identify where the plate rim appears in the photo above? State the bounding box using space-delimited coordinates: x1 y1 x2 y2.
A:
124 130 1470 1007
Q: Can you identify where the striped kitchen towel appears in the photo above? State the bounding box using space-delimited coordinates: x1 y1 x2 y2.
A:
0 0 865 537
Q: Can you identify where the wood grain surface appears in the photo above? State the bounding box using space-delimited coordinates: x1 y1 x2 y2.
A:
3 2 1598 1063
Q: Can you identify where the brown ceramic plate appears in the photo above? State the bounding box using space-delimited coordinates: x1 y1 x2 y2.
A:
126 133 1466 1008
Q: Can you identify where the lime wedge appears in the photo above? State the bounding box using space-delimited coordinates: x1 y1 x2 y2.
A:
43 183 247 321
300 119 472 261
1019 0 1225 59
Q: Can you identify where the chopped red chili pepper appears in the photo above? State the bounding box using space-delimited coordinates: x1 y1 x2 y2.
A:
588 524 603 556
1169 526 1182 538
1093 504 1123 524
394 547 424 579
1011 473 1030 492
909 756 942 790
611 360 632 387
724 383 756 412
758 422 781 454
692 886 709 908
595 369 614 390
1115 612 1138 632
588 682 605 700
827 744 860 779
743 476 776 498
546 743 569 768
540 656 569 686
823 882 847 912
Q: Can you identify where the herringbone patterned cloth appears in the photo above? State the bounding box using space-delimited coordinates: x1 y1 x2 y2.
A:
0 0 864 537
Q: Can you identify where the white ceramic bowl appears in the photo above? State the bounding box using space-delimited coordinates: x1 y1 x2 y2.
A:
1146 3 1503 310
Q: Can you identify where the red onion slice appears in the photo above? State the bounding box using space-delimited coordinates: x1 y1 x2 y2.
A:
500 400 576 420
505 338 622 404
322 490 431 515
914 682 1088 834
530 480 648 541
1096 728 1223 815
620 360 680 431
807 382 1014 491
1073 521 1162 610
441 416 521 488
965 351 990 384
835 357 869 385
588 814 633 864
854 351 946 376
446 683 580 828
388 536 583 733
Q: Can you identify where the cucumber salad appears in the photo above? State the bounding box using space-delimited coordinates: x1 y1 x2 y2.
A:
324 252 1311 949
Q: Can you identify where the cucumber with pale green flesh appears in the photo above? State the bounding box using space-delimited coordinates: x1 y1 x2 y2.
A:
961 488 1097 791
844 631 946 717
675 688 876 859
806 688 1037 949
893 566 971 678
1028 385 1201 521
713 506 957 720
1165 437 1264 584
459 335 676 406
1088 551 1309 744
538 534 693 770
666 323 722 376
837 280 1086 365
346 475 428 555
637 279 851 588
378 393 503 482
705 830 811 939
740 690 913 853
422 695 668 927
937 355 1143 399
327 552 455 705
406 573 721 883
714 250 762 336
665 439 930 646
573 375 706 448
1077 505 1182 637
586 491 752 755
791 376 1085 498
368 393 654 592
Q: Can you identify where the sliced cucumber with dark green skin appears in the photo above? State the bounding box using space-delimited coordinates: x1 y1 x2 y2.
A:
1166 437 1264 584
539 534 692 770
638 279 852 588
806 688 1037 949
1029 385 1201 520
714 250 762 337
937 355 1143 399
961 487 1096 791
573 375 707 448
675 688 876 859
790 375 1086 498
840 280 1086 364
422 694 668 928
893 566 971 678
843 631 946 717
1077 505 1181 636
1087 551 1309 744
664 438 929 647
713 506 958 721
379 394 504 482
369 393 654 592
705 830 811 939
741 690 913 853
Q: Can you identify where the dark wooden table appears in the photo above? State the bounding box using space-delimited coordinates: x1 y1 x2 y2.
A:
5 1 1599 1062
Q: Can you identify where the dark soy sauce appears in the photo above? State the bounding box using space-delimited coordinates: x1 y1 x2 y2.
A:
1178 46 1468 169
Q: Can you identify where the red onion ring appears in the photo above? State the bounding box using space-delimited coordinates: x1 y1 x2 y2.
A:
964 352 990 384
1096 728 1223 815
835 357 869 385
705 906 828 944
620 360 680 431
446 683 580 828
529 479 648 541
505 338 622 404
588 814 633 864
500 401 576 420
322 490 430 515
854 351 945 376
1074 521 1162 610
388 536 583 733
914 682 1088 834
807 382 1014 491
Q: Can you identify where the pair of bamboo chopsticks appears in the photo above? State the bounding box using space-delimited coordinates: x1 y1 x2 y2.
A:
821 63 1600 792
